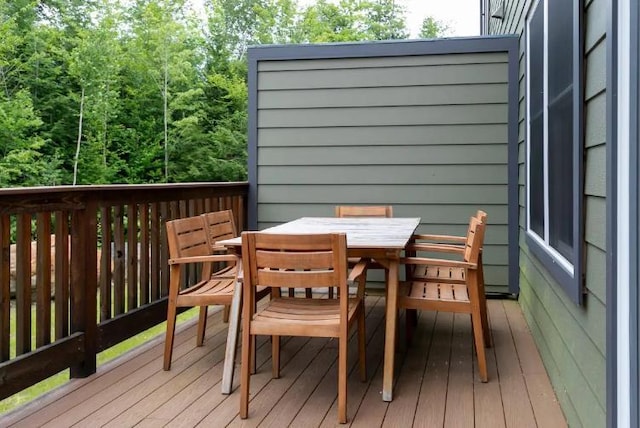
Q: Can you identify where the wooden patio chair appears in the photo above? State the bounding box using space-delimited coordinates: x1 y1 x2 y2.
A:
399 216 490 382
239 232 368 424
405 210 491 347
163 214 269 394
334 205 393 298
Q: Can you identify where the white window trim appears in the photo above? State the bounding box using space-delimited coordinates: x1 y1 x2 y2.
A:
525 0 575 277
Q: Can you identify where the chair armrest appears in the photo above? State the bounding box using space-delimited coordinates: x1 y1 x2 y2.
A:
168 254 238 265
401 256 476 270
347 259 369 285
411 233 466 244
405 243 465 255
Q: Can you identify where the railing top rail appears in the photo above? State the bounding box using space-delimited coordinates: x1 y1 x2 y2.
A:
0 182 249 196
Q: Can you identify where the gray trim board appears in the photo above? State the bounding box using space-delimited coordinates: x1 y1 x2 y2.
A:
248 36 520 295
606 0 618 426
630 0 640 423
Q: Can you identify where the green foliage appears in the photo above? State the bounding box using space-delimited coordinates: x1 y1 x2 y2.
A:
419 16 451 39
0 0 444 187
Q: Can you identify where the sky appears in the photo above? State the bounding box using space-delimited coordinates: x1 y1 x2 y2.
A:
400 0 480 37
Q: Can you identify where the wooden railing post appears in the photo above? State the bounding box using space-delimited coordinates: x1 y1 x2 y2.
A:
70 201 98 378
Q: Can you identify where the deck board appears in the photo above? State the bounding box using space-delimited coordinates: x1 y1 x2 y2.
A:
3 299 566 428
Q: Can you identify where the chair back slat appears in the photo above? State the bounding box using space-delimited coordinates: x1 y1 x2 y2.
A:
243 232 347 292
201 210 238 248
166 216 210 259
463 217 485 265
335 205 393 218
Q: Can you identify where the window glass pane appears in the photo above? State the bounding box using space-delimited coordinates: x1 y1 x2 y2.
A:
528 1 545 237
548 0 573 98
548 90 574 259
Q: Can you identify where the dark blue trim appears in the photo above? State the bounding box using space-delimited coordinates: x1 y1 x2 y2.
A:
247 36 521 295
605 0 618 425
247 51 258 230
507 38 520 295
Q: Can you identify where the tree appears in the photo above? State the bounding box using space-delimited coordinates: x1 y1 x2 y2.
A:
419 16 451 39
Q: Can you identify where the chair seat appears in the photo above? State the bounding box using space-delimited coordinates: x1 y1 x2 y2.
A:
176 277 236 306
251 297 362 337
211 264 238 279
403 281 469 303
410 265 465 282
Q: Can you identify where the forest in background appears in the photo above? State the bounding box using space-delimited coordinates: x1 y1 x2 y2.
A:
0 0 448 187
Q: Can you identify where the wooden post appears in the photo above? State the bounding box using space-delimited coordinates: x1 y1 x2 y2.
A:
70 201 98 378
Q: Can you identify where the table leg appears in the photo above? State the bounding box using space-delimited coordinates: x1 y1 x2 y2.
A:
221 278 242 394
382 259 398 401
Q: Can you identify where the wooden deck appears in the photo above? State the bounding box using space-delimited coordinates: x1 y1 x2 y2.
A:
3 296 566 427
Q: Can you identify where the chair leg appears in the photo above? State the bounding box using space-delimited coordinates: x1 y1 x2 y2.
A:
196 306 208 347
338 333 348 423
272 335 281 378
223 304 230 323
163 301 178 371
358 305 367 382
478 261 492 347
328 287 334 298
222 283 243 394
305 288 312 298
471 309 488 382
240 323 251 419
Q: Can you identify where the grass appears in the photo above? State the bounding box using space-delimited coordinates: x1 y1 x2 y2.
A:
0 305 199 415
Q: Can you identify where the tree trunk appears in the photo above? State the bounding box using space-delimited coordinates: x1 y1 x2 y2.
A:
73 86 85 186
163 54 169 182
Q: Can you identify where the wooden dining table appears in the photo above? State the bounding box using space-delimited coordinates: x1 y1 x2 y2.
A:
217 216 421 402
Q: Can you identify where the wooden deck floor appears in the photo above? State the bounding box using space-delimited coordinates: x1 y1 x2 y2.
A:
3 296 566 427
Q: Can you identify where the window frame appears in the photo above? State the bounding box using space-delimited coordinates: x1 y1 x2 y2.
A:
525 0 585 304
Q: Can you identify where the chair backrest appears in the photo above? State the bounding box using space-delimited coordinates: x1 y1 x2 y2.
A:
463 217 486 265
201 210 238 250
241 232 348 296
335 205 393 218
165 215 210 260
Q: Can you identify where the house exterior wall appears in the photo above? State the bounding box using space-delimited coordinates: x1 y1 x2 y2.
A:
249 40 517 293
488 0 607 425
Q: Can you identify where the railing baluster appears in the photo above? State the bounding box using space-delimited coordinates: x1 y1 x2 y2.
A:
36 213 52 347
139 203 149 305
0 214 10 361
55 211 69 339
113 205 125 315
150 203 160 301
160 202 169 297
16 213 32 356
100 207 112 322
127 204 138 311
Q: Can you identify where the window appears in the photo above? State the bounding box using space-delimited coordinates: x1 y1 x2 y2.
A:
526 0 583 303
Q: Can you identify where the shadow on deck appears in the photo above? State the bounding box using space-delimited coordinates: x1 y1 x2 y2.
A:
3 296 566 427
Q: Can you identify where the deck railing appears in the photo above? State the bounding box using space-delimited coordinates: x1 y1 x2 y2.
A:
0 182 249 400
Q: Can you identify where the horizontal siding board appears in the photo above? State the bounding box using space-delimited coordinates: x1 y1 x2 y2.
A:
585 196 606 251
257 184 508 204
585 0 607 51
257 203 509 224
258 145 508 166
257 104 508 128
585 244 606 304
585 41 606 99
258 84 508 109
584 145 606 197
258 165 508 185
258 63 509 90
585 92 606 148
257 52 509 71
258 124 508 147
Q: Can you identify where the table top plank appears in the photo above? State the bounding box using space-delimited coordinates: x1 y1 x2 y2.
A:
216 217 420 249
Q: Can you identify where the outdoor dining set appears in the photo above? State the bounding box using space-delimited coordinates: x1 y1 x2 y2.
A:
161 206 489 424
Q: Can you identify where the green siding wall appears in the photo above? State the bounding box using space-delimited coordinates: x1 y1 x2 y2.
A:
254 52 511 292
489 0 607 425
